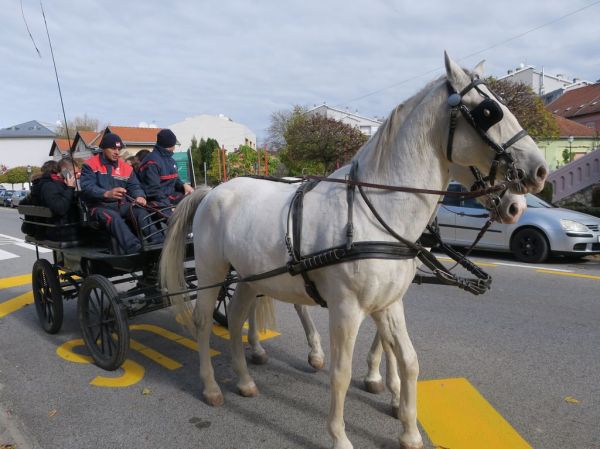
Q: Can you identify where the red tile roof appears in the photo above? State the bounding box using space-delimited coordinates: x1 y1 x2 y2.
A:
554 115 597 138
77 130 102 146
104 126 162 144
547 84 600 119
49 138 72 156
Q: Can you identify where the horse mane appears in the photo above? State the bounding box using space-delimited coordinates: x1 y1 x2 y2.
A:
354 76 445 162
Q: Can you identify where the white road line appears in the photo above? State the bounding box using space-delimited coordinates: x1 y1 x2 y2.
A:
0 249 19 260
0 233 52 253
494 262 573 273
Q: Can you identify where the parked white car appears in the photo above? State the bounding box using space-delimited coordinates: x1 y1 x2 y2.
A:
437 183 600 263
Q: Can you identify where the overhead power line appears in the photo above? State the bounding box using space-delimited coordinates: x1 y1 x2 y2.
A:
341 0 600 105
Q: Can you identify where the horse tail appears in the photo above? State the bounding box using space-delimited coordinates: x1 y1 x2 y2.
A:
254 295 277 333
159 186 211 337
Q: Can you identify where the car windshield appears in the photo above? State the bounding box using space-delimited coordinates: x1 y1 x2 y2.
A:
526 194 554 208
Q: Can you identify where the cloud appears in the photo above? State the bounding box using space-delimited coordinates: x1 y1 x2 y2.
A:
2 0 598 141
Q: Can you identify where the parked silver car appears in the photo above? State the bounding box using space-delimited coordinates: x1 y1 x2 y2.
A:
11 190 30 208
437 183 600 263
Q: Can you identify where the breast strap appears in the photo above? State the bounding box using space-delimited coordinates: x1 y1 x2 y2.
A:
285 166 419 308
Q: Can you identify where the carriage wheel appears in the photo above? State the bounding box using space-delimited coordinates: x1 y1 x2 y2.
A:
213 283 235 328
78 275 129 371
31 259 64 334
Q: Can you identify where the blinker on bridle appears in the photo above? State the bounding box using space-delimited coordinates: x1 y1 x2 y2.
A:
446 76 528 187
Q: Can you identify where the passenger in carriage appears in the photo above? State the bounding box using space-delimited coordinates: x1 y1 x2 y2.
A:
22 158 81 241
137 129 194 212
80 133 164 254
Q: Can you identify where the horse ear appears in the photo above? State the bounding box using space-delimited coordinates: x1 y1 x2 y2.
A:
444 51 470 88
473 60 486 78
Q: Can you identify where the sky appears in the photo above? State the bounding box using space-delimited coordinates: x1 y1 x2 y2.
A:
1 0 599 144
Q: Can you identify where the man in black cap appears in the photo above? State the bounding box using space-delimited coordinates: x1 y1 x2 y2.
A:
80 132 163 254
138 129 194 211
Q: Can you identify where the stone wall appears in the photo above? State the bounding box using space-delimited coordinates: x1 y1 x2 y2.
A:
555 183 599 207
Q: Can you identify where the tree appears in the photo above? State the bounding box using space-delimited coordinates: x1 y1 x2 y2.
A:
486 78 559 141
56 114 100 139
284 114 368 174
266 105 307 152
191 137 221 185
3 166 39 189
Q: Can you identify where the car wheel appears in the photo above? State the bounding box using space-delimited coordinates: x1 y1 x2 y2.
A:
511 228 550 263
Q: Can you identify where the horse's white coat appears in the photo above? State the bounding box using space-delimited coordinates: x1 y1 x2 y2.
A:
160 53 545 449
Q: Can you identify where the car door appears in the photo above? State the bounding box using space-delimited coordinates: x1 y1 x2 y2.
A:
436 183 461 244
453 189 507 248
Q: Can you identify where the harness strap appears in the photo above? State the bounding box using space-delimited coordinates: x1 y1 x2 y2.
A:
290 180 327 307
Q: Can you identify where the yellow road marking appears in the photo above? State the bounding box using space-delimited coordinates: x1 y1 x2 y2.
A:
0 274 32 290
437 257 497 267
56 339 145 387
130 338 182 370
0 291 33 318
90 360 145 388
536 269 600 280
56 339 93 364
418 377 531 449
212 323 281 342
129 323 219 356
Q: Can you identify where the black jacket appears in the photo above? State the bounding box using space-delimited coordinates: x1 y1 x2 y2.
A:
22 174 79 241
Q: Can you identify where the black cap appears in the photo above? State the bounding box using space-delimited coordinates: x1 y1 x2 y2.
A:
157 129 177 148
99 133 124 149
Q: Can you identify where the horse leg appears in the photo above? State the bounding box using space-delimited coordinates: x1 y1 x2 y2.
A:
294 304 325 370
364 331 402 418
327 303 364 449
228 283 260 397
364 331 385 393
194 288 225 406
247 299 268 365
372 301 423 449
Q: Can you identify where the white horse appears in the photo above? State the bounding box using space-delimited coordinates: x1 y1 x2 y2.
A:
160 53 547 449
241 163 527 373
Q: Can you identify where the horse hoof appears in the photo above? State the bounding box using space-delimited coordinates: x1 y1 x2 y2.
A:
250 352 268 365
308 355 324 370
391 405 400 419
364 379 385 394
238 383 259 397
204 392 224 407
399 444 424 449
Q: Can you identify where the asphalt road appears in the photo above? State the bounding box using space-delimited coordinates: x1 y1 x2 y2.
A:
0 206 599 449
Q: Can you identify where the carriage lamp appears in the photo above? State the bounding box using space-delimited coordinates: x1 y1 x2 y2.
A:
27 165 32 190
560 219 588 233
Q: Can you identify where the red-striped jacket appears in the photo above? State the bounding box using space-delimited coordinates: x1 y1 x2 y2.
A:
137 145 184 205
80 153 145 204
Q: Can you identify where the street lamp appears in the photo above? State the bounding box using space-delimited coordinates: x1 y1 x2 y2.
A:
568 135 574 163
26 165 32 190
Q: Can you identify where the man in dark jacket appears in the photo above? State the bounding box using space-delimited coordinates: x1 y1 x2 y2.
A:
138 129 193 211
80 133 163 254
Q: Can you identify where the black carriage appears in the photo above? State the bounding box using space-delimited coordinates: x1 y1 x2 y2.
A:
19 201 231 371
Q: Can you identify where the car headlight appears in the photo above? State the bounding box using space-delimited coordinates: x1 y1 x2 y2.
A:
560 219 588 233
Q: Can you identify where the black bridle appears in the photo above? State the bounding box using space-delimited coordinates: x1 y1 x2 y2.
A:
446 76 529 188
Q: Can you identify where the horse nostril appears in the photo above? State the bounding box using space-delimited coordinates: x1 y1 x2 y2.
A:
536 164 548 182
509 203 519 217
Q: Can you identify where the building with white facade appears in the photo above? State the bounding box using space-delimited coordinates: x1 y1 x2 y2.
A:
168 114 256 152
305 104 382 136
498 64 592 104
0 120 56 168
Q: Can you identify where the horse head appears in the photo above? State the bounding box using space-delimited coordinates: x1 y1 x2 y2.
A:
444 52 548 195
